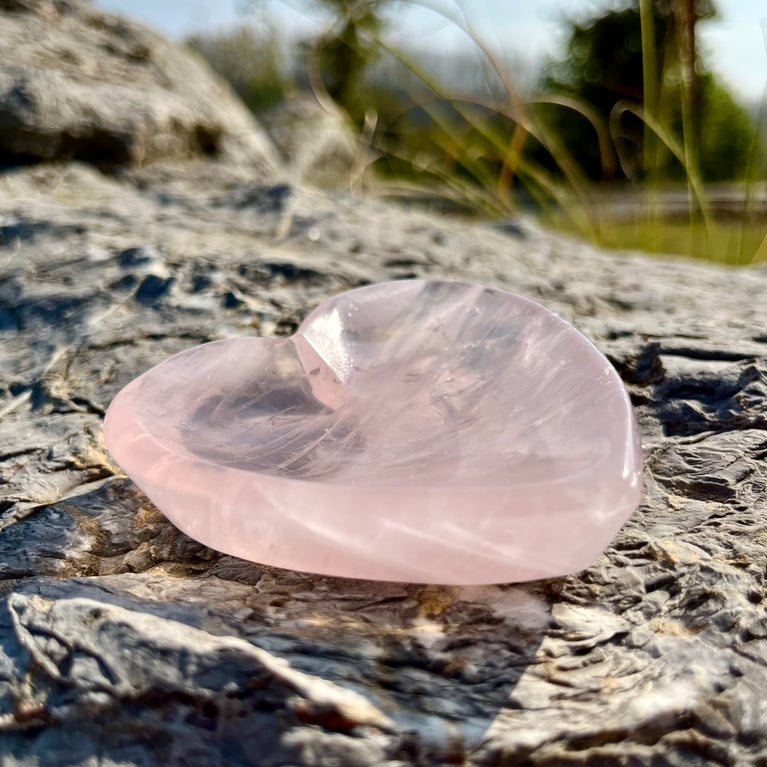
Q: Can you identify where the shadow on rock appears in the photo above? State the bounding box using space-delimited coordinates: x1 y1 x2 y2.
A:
0 559 550 766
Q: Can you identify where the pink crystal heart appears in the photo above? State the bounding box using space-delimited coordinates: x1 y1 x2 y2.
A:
104 280 642 584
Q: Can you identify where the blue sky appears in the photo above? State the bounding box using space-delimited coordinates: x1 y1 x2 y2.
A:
96 0 766 102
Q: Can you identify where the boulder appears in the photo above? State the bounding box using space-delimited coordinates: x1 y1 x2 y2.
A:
1 160 767 765
0 0 279 171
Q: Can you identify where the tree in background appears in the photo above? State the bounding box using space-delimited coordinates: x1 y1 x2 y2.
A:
540 0 754 182
244 0 387 119
186 22 286 113
308 0 385 117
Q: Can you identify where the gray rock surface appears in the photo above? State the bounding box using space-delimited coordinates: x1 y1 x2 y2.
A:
1 158 766 766
0 0 278 171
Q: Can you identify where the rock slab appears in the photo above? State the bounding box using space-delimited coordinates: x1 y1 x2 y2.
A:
0 160 766 765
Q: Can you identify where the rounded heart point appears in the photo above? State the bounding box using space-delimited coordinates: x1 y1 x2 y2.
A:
104 280 642 584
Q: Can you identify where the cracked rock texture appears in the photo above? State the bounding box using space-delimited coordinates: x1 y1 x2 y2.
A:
1 160 767 766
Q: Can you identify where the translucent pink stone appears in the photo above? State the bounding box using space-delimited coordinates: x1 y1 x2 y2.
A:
104 280 642 584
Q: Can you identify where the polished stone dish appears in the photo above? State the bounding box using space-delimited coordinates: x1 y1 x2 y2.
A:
104 279 642 584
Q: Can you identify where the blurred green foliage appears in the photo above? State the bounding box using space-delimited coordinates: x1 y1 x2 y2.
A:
188 0 766 262
540 0 755 182
698 74 757 181
308 0 384 114
186 22 287 112
242 0 386 115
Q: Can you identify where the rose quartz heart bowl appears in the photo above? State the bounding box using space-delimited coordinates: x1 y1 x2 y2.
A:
104 279 642 584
